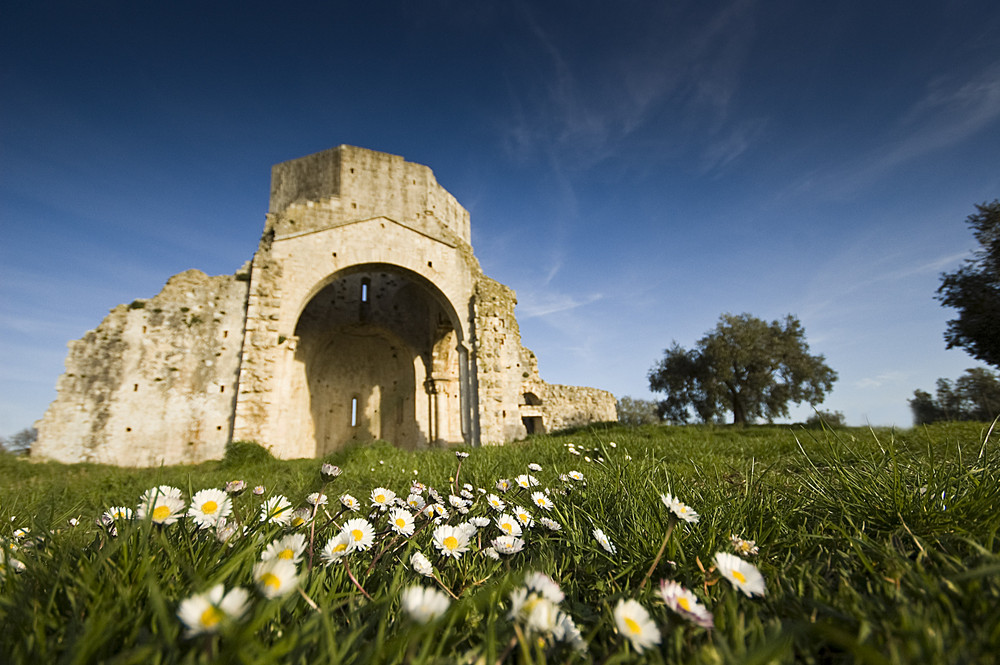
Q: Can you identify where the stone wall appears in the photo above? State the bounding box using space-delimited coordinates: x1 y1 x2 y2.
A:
33 269 249 465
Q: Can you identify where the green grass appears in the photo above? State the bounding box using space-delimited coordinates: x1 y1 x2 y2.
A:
1 422 998 663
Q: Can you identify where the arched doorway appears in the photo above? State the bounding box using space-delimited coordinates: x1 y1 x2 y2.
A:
290 265 466 455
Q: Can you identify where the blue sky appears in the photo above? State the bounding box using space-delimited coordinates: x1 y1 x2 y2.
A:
2 0 1000 435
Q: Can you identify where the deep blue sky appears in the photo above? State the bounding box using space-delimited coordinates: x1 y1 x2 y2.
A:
3 0 1000 435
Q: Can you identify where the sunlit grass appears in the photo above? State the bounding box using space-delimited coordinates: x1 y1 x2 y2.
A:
1 422 998 663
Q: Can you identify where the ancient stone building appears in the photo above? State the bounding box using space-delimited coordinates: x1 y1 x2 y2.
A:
33 146 617 466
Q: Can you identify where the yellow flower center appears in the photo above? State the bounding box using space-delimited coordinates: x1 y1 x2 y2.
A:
502 523 512 533
278 548 294 560
519 514 528 522
333 543 347 553
678 597 691 611
200 605 222 628
732 569 747 584
624 617 642 635
443 536 458 550
375 494 385 503
261 572 281 590
202 501 218 514
152 505 171 521
396 518 406 528
352 529 364 541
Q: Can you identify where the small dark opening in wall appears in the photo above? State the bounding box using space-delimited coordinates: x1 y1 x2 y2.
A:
142 326 147 333
134 384 138 392
427 261 433 268
217 426 223 431
350 168 354 174
352 202 357 209
223 330 228 338
126 427 132 432
351 397 359 427
361 278 370 303
220 385 225 393
332 252 337 258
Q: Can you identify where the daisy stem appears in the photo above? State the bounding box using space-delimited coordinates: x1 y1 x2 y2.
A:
639 515 676 591
343 559 372 601
365 534 399 575
495 635 518 665
433 572 460 600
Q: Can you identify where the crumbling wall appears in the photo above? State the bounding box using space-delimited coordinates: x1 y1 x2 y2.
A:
535 384 618 432
33 269 249 465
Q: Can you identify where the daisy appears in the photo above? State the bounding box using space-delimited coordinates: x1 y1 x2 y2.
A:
431 504 450 521
515 474 539 489
104 506 133 521
567 471 584 481
342 518 376 551
455 451 470 459
524 572 564 603
659 580 713 629
432 524 470 559
469 516 490 528
486 494 506 512
448 495 469 509
320 531 352 564
531 491 554 511
225 480 246 494
215 518 239 544
553 613 587 653
177 585 250 637
370 487 396 511
320 463 341 478
539 517 562 532
261 533 307 564
483 546 500 560
400 585 451 623
254 558 298 599
306 492 328 506
509 588 560 635
614 599 660 652
513 506 534 529
289 507 312 528
253 485 265 495
188 488 232 529
661 493 700 524
495 478 511 493
388 508 415 536
410 551 434 577
138 486 186 525
730 533 759 556
259 495 293 525
492 535 525 555
593 528 616 554
340 494 360 511
495 514 523 537
406 493 426 511
456 521 478 540
715 552 766 597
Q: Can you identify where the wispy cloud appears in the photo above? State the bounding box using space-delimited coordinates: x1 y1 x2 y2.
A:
517 290 604 319
855 371 909 390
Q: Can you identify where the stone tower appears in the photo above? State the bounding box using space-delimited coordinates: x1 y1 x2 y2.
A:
33 146 617 465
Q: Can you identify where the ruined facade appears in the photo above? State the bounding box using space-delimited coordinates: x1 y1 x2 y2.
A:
33 146 617 466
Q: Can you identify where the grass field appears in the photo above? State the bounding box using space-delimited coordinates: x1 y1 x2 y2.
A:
1 422 998 663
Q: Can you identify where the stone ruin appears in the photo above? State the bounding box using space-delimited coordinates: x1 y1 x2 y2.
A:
33 146 617 466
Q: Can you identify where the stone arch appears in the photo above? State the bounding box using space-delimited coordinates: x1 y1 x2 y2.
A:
288 263 470 455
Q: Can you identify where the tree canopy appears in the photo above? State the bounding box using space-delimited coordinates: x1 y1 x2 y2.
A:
648 313 837 426
937 200 1000 368
909 367 1000 425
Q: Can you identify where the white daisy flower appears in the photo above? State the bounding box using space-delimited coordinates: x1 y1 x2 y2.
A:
660 493 700 524
254 558 298 599
388 508 415 537
567 471 584 481
495 479 511 493
715 552 766 597
659 580 713 629
448 495 469 509
225 480 246 494
456 521 478 540
495 514 523 537
486 494 506 512
176 584 250 637
320 463 341 478
320 531 353 564
524 571 564 603
215 518 239 544
259 495 293 525
400 585 451 624
730 533 759 556
469 516 490 528
568 448 580 456
289 507 312 528
455 451 470 459
431 504 450 522
187 488 232 529
492 535 525 555
261 533 307 564
138 486 186 525
342 518 376 551
539 517 562 532
104 506 133 521
432 524 470 559
528 463 542 472
513 506 534 529
406 493 426 511
306 492 328 506
614 599 660 652
340 494 360 511
483 546 500 560
592 528 616 554
553 612 587 653
515 474 539 489
410 551 434 577
530 491 554 511
252 485 265 495
370 487 396 511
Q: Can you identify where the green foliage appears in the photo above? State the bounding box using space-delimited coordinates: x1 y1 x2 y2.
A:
649 313 837 426
909 367 1000 424
0 426 36 454
802 409 847 428
1 423 997 663
616 396 662 426
127 299 146 310
223 440 276 467
937 199 1000 368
